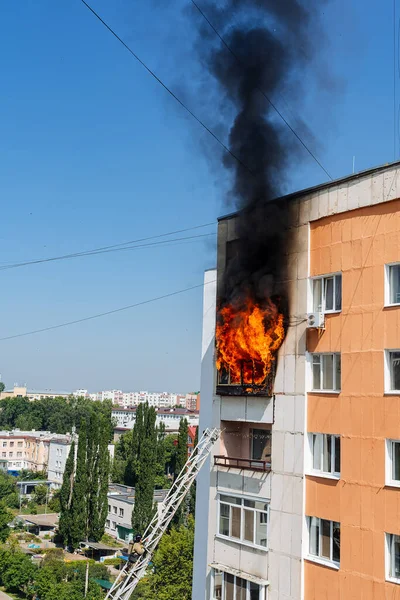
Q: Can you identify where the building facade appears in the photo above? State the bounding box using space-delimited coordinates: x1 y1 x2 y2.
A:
47 436 75 488
0 430 72 473
192 162 400 600
105 484 168 543
0 386 70 401
111 407 199 431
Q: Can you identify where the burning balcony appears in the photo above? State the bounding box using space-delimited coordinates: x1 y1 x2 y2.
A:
216 361 275 397
214 422 271 473
216 298 285 397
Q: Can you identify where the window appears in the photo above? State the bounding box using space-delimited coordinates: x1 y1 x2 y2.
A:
8 453 12 458
385 350 400 392
119 508 124 518
386 440 400 486
17 452 22 458
310 434 340 477
307 517 340 566
108 505 111 513
9 442 14 448
113 506 117 515
218 494 268 549
2 442 6 448
386 533 400 582
311 353 341 392
386 264 400 306
1 453 5 458
17 442 23 448
250 429 271 464
212 570 264 600
111 521 117 530
106 520 110 528
312 273 342 313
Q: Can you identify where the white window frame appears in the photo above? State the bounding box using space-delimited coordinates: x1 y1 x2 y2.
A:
385 533 400 584
385 439 400 488
310 272 342 314
307 433 340 479
384 350 400 394
211 568 267 600
217 493 269 551
385 263 400 307
306 516 340 569
309 353 341 393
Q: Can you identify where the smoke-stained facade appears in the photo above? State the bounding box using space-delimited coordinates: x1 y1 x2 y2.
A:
193 162 400 600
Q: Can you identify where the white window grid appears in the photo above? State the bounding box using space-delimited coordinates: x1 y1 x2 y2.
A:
309 433 340 477
211 569 266 600
384 350 400 393
386 533 400 583
310 272 342 313
310 353 341 392
385 439 400 487
217 493 269 550
307 516 340 567
385 263 400 307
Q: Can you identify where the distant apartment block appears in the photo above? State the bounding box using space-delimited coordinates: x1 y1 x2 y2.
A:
193 162 400 600
112 407 199 436
0 386 70 401
105 484 168 543
47 435 75 488
0 430 73 474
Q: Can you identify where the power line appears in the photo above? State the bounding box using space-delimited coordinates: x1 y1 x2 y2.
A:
0 280 217 342
189 0 333 181
0 222 215 271
80 0 254 177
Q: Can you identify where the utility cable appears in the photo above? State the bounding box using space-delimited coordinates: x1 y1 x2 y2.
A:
189 0 333 181
0 280 217 342
0 222 215 271
80 0 254 177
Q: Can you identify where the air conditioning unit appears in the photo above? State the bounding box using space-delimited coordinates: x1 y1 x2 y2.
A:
307 312 325 329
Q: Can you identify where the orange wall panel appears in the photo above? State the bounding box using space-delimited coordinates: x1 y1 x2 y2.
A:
306 200 400 598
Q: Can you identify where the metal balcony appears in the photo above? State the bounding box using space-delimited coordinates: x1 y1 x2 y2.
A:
214 455 271 472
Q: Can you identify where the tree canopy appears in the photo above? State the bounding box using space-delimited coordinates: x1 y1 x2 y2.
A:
0 394 112 437
133 518 195 600
59 414 111 549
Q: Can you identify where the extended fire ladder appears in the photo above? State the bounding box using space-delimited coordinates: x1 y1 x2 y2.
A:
105 427 220 600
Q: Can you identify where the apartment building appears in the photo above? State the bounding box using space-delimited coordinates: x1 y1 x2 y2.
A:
47 435 75 488
111 407 199 431
193 162 400 600
0 430 71 473
0 386 70 401
105 484 168 543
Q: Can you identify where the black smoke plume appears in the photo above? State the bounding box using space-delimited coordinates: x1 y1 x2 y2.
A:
192 0 320 316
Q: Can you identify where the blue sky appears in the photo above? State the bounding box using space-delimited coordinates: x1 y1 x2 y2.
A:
0 0 396 392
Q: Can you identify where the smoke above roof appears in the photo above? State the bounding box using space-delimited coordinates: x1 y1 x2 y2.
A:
189 0 324 310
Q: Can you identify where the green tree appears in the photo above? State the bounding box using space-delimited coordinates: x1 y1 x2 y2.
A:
172 418 188 526
59 440 75 547
0 471 19 508
154 422 170 489
0 382 5 393
133 519 194 600
132 403 157 534
70 420 88 547
32 483 48 505
0 502 12 542
0 549 38 595
87 415 110 541
48 489 61 512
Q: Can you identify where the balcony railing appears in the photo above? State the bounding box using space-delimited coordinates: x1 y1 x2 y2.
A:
214 455 271 472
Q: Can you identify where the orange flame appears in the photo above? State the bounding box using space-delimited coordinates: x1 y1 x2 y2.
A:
216 298 285 386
